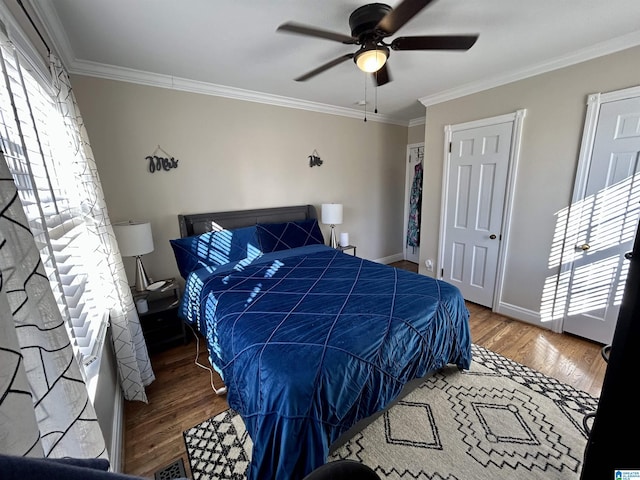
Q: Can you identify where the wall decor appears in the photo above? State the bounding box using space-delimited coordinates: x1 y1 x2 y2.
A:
146 145 179 173
308 149 323 167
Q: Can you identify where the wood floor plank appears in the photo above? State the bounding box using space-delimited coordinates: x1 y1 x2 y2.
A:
123 260 605 476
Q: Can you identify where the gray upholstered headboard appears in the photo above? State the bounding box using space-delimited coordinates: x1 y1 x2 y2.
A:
178 204 318 237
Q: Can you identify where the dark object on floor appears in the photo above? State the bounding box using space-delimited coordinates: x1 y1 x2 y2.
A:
154 458 187 480
302 460 380 479
581 219 640 477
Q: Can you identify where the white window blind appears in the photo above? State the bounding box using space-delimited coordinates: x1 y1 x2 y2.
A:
0 40 107 368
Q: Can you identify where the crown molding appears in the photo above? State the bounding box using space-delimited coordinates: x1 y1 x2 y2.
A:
419 30 640 107
68 59 409 126
408 116 425 128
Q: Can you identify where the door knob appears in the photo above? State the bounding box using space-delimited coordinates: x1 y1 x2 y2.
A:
576 243 590 251
489 234 497 240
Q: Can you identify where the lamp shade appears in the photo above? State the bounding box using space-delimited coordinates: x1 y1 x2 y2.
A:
355 46 388 73
321 204 343 225
113 221 154 257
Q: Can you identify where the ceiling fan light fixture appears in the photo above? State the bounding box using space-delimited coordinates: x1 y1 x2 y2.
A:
279 0 478 84
354 45 389 73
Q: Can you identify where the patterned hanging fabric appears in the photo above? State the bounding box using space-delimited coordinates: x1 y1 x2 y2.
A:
407 160 423 248
0 151 107 459
50 54 155 401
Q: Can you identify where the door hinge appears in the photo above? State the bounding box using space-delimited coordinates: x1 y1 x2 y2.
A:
441 268 444 277
448 142 452 153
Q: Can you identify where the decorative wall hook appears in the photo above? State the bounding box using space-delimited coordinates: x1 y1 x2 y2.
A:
146 145 179 173
308 149 323 167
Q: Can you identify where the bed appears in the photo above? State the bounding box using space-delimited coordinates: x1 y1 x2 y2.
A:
171 205 472 480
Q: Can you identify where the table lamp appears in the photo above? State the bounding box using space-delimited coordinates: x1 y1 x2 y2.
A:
113 221 154 291
321 203 343 248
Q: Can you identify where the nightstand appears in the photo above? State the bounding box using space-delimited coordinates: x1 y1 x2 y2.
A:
131 278 187 354
337 244 357 256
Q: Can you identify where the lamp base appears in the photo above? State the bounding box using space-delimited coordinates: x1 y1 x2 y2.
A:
329 225 338 249
134 255 152 292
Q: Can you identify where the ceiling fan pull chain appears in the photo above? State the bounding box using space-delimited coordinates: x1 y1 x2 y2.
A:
363 73 368 122
374 74 379 114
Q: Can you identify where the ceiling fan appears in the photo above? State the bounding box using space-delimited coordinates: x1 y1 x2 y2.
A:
277 0 478 86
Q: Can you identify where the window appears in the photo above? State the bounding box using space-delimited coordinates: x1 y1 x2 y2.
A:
0 39 108 369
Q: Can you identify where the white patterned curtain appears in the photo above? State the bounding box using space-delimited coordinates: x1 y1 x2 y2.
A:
0 150 106 458
0 41 151 462
48 54 155 401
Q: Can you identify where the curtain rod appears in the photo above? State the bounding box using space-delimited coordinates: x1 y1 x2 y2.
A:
17 0 50 55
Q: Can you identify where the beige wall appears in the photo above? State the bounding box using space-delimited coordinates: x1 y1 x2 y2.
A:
420 45 640 320
71 76 408 283
407 123 426 145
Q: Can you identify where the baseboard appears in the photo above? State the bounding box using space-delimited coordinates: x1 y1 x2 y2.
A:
109 387 124 472
374 253 404 264
494 301 557 331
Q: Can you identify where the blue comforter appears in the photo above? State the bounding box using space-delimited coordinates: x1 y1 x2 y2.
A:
180 245 471 479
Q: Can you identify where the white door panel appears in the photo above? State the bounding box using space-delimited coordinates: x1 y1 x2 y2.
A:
470 245 489 288
443 122 513 307
563 95 640 344
450 242 465 281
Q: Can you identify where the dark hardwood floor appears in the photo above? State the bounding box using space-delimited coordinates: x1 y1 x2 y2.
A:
122 259 606 477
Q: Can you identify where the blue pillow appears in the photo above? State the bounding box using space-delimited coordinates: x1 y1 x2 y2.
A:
170 225 261 279
256 219 324 253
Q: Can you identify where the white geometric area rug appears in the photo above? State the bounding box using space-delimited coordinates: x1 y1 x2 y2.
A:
183 344 599 480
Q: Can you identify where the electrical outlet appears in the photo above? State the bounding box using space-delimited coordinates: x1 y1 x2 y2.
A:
425 259 433 271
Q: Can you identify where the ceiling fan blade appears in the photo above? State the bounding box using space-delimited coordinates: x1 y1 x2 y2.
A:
376 0 436 36
295 53 355 81
391 35 479 51
277 22 357 44
373 64 391 86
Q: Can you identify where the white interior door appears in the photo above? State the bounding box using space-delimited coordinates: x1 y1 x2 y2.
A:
403 143 424 264
442 122 513 307
562 92 640 345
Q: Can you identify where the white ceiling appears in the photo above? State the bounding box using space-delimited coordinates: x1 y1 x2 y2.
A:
33 0 640 124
